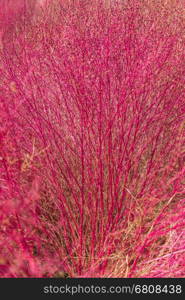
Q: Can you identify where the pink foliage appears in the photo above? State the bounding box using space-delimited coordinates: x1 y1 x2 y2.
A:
0 0 185 277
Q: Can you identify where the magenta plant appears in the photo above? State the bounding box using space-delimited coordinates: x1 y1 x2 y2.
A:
0 0 185 277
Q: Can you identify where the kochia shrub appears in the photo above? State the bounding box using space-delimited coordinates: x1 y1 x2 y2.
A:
0 0 185 277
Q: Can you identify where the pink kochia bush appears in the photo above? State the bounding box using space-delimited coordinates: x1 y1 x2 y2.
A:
0 0 185 277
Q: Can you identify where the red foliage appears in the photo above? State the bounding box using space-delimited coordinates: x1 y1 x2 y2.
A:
0 0 185 277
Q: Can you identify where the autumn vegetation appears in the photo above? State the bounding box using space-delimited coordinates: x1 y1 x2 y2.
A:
0 0 184 277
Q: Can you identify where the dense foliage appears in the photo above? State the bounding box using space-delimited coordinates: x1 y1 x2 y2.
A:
0 0 184 277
